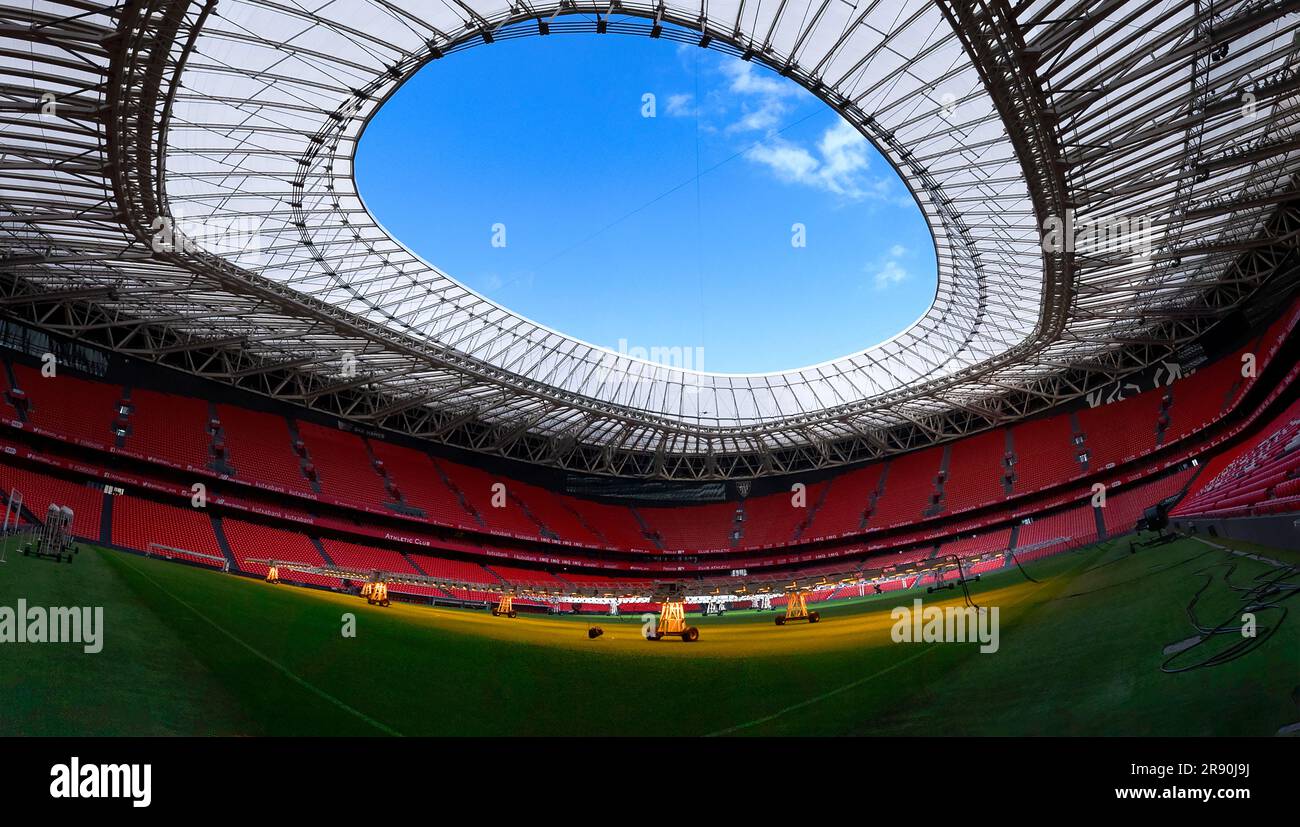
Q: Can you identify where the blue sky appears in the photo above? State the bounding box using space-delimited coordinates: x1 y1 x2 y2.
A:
355 32 935 374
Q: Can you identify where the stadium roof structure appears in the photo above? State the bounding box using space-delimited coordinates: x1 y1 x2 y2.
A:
2 0 1299 479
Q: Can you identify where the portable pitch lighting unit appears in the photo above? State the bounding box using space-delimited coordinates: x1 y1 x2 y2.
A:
492 594 517 618
362 580 391 607
646 584 700 642
775 585 820 625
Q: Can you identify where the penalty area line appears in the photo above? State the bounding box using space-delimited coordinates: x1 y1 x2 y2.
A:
114 554 403 737
705 645 937 736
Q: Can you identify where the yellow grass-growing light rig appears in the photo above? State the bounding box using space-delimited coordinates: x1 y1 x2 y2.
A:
492 593 517 618
775 584 820 626
646 584 699 642
362 580 390 607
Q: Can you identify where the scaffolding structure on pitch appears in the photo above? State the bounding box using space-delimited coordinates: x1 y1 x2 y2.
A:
20 503 78 563
492 594 516 618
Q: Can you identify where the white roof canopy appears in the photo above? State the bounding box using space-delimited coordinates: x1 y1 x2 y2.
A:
1 0 1297 477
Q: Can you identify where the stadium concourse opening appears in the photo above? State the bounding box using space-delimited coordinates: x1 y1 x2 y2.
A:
1 1 1300 796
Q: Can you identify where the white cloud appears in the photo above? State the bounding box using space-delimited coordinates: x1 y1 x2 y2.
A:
817 121 870 188
872 260 910 290
744 120 874 198
728 99 788 133
668 55 902 203
745 141 819 181
664 93 695 117
712 58 804 135
870 246 911 290
719 59 799 99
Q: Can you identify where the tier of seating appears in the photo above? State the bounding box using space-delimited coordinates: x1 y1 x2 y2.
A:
0 298 1294 591
319 538 421 576
400 554 499 602
1015 502 1099 559
221 517 341 589
11 363 121 449
510 486 604 546
554 572 662 594
1165 350 1247 443
0 461 103 537
111 495 226 568
1101 468 1197 535
0 337 1270 555
1008 414 1081 494
367 441 477 529
0 417 1257 589
871 544 935 569
444 461 544 539
1078 390 1168 472
870 446 944 528
0 366 20 420
940 527 1012 560
967 556 1008 576
945 430 1011 514
640 501 739 551
296 421 392 510
1174 396 1300 519
484 563 568 586
407 553 498 584
0 440 1220 616
738 481 827 547
809 465 883 536
560 500 653 550
217 406 314 495
123 388 213 470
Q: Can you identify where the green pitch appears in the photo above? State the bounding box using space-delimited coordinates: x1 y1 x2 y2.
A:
0 534 1296 736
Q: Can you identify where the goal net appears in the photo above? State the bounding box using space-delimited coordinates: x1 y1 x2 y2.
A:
146 542 228 571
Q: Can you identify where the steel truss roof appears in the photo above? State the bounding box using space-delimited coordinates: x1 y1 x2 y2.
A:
1 0 1298 479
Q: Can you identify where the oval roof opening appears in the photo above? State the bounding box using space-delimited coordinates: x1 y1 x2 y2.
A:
356 31 936 374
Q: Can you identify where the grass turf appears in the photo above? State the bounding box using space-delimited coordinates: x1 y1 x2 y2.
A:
0 534 1296 736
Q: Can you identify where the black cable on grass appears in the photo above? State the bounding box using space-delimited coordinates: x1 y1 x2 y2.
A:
1161 559 1300 674
1008 533 1123 585
1005 550 1042 584
959 574 978 610
1079 541 1220 584
1048 541 1227 604
956 558 979 610
929 555 981 609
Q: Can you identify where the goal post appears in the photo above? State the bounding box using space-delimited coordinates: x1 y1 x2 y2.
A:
2 487 22 533
146 542 229 571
